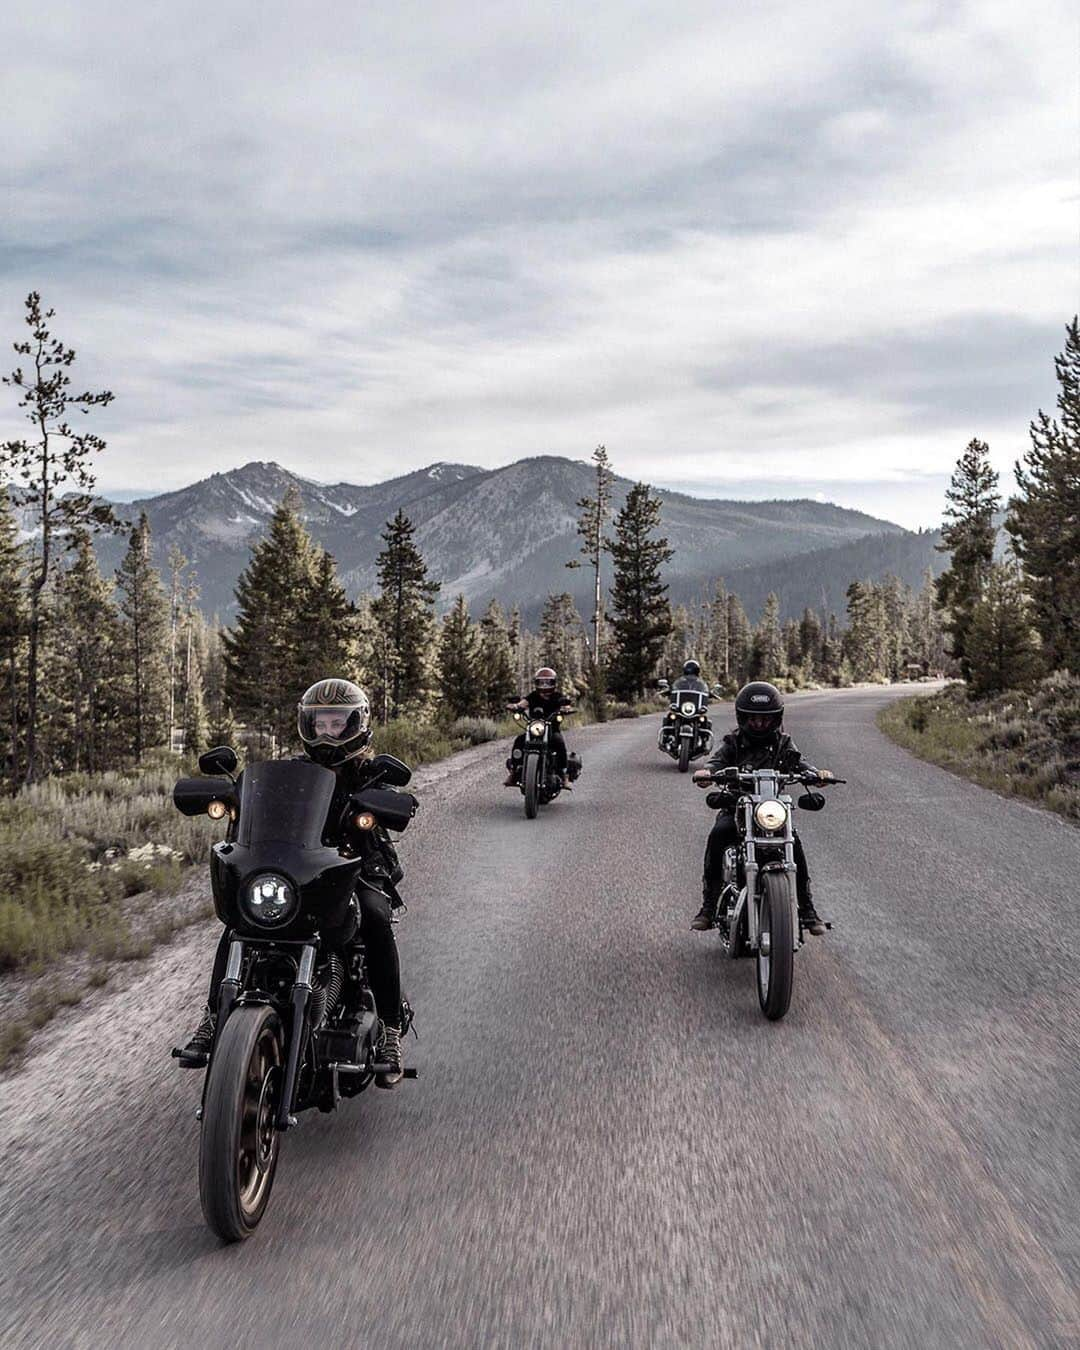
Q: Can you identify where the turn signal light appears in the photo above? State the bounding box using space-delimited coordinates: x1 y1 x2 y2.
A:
354 811 377 831
207 800 228 820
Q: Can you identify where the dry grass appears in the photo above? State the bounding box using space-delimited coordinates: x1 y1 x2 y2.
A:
878 671 1080 822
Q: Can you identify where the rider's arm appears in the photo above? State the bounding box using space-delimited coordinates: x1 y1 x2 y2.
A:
694 734 738 785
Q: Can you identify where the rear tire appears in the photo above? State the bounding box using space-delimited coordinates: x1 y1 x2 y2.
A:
523 754 540 819
756 872 794 1021
199 1004 284 1241
677 737 691 773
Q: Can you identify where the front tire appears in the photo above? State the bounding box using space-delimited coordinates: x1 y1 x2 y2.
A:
677 737 692 773
199 1004 284 1241
756 872 794 1021
523 754 540 819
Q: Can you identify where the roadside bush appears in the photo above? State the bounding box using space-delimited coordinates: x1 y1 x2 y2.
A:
608 703 640 719
448 717 501 745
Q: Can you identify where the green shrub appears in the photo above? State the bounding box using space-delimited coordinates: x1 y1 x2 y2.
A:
448 717 502 745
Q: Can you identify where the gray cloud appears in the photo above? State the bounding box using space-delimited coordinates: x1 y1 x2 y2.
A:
1 0 1075 527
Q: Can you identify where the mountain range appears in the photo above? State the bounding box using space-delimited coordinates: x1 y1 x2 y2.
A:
84 456 943 624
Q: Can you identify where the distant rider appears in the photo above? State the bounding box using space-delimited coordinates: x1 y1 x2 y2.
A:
504 666 580 787
670 659 709 696
180 679 409 1087
690 681 828 936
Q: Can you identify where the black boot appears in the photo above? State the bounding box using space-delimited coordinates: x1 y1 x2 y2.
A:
174 1005 215 1067
375 1023 403 1088
799 892 827 937
692 891 719 931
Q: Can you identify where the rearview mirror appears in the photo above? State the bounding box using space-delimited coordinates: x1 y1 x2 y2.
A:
199 746 238 779
797 791 826 812
368 753 412 787
711 685 725 698
657 679 670 692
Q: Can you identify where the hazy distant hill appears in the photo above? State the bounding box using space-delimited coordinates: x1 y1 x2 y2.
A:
88 456 915 621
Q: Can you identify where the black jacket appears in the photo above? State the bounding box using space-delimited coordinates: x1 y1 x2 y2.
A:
672 676 709 695
706 729 815 775
516 690 574 720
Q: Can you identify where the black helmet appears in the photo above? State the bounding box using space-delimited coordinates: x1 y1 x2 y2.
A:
297 678 372 767
534 667 557 693
734 681 784 741
682 660 701 678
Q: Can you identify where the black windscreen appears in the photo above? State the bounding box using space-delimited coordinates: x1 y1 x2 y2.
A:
235 759 337 847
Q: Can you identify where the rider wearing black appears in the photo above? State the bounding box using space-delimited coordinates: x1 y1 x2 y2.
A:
504 667 578 786
671 658 709 695
181 679 408 1087
691 681 827 936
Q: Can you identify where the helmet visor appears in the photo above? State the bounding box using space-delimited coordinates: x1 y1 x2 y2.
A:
740 710 782 738
298 704 368 748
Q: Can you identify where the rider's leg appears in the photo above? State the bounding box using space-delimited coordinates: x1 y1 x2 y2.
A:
505 733 525 785
793 832 826 935
355 886 405 1086
693 813 738 929
179 929 231 1061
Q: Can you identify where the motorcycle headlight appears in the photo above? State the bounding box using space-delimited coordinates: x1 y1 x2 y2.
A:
681 701 696 715
753 800 788 832
528 721 546 738
241 872 299 927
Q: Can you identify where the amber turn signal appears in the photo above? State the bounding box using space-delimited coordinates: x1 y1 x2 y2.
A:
354 811 377 830
207 800 228 820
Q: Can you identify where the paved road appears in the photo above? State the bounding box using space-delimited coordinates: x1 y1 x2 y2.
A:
1 686 1077 1349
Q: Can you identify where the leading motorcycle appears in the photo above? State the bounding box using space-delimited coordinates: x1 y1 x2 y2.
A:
509 707 580 819
172 745 418 1241
702 763 843 1020
656 679 718 772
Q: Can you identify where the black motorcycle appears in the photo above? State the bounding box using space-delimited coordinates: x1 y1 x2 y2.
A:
173 746 417 1241
509 707 579 819
703 763 843 1020
656 680 716 772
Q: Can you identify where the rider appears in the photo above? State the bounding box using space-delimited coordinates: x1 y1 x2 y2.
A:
690 680 828 936
179 679 409 1088
671 659 709 695
503 666 579 787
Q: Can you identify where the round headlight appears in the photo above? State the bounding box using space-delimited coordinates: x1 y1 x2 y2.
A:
754 800 788 831
242 872 299 927
681 701 696 715
528 721 546 737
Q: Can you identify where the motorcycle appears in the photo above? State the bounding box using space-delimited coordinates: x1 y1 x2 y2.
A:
702 763 843 1020
656 680 719 772
172 745 418 1241
509 706 580 819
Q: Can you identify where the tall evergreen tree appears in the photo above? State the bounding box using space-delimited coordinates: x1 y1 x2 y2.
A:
935 438 1000 680
476 599 516 716
966 562 1042 696
223 488 319 748
706 579 730 684
726 593 753 686
298 549 359 691
798 607 823 678
437 595 481 719
116 512 170 761
46 531 124 773
538 593 587 693
752 593 786 681
0 488 26 785
606 482 674 701
1006 318 1080 673
370 509 439 719
567 445 614 713
1 292 117 781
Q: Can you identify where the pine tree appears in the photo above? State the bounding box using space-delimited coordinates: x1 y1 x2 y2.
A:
437 595 481 719
45 531 124 773
116 513 170 761
911 568 945 676
798 607 823 679
0 488 26 785
298 549 359 691
706 580 730 685
223 488 320 748
1006 318 1080 673
370 510 439 719
752 593 786 681
726 593 753 686
936 438 1000 680
606 482 674 700
567 445 614 711
476 600 516 716
538 593 587 693
966 562 1042 696
1 293 117 781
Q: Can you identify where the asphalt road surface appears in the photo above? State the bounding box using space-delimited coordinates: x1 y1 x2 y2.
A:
1 686 1078 1349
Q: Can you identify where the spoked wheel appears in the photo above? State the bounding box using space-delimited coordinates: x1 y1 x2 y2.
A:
756 872 794 1021
523 754 540 819
677 737 692 773
199 1005 284 1241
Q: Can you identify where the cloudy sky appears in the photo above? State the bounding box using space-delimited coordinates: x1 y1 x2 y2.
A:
4 0 1076 526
